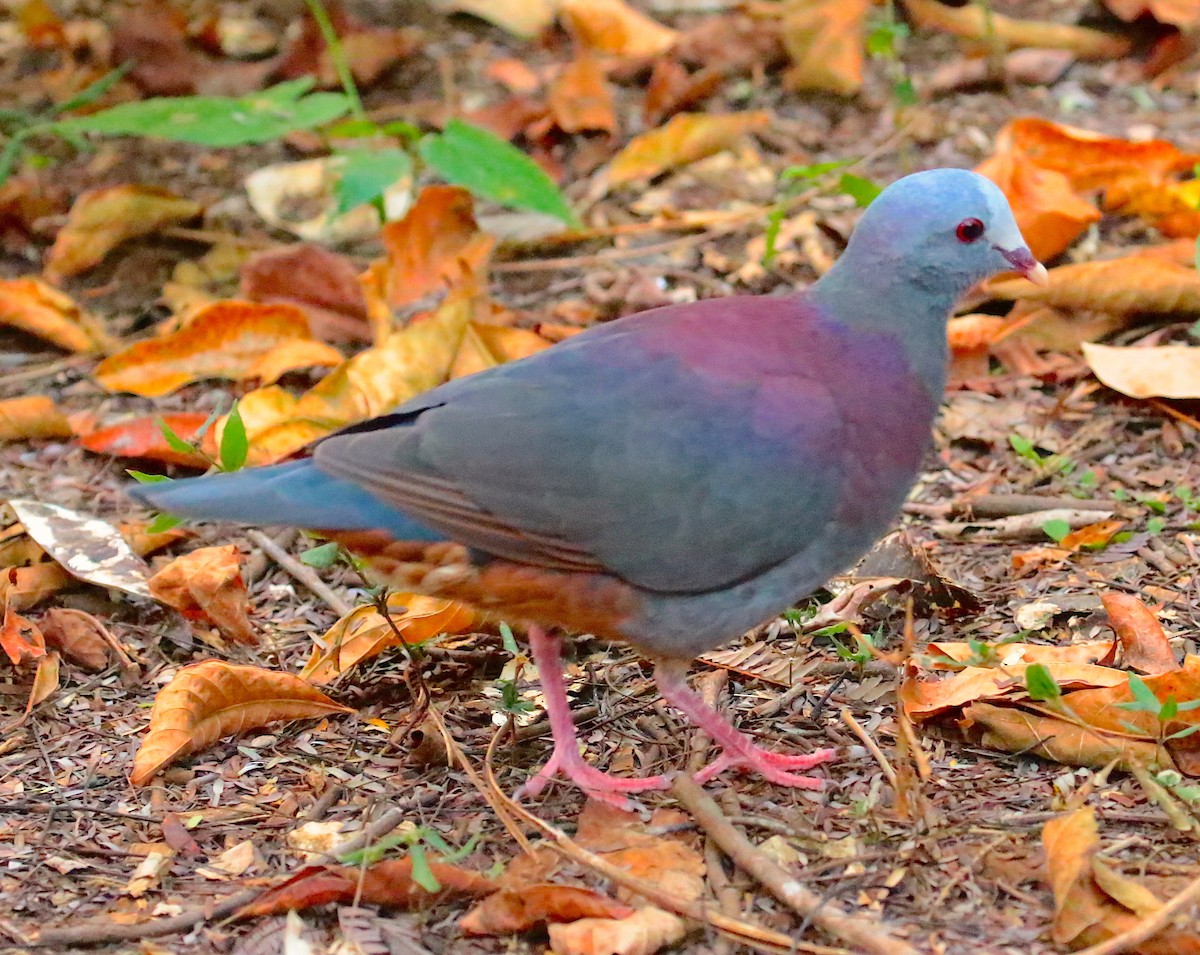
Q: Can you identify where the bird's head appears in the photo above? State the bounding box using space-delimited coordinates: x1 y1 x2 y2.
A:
845 168 1047 295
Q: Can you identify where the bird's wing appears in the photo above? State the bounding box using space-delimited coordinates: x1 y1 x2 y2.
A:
313 296 884 594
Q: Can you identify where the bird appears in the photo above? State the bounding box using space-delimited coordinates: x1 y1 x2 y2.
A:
131 168 1045 808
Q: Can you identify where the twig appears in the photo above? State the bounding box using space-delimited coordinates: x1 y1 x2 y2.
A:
33 888 260 947
688 669 728 774
245 529 354 616
1072 869 1200 955
0 354 95 386
323 807 407 861
929 508 1116 540
672 775 921 955
0 800 160 823
840 707 897 788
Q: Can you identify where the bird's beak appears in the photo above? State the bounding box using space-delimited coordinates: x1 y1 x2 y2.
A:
997 245 1049 286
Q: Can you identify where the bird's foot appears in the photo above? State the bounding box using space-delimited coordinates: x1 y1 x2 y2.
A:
516 744 672 810
654 659 837 791
693 747 837 787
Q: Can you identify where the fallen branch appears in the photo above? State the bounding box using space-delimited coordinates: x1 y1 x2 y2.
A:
930 508 1115 541
245 529 354 616
672 775 920 955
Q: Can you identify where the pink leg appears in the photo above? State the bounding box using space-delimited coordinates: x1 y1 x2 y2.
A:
653 659 837 790
515 627 671 809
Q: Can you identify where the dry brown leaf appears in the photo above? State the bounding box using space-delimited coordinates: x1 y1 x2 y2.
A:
130 660 353 785
246 337 345 385
922 640 1118 670
241 244 372 344
605 111 770 186
986 256 1200 314
0 563 74 613
549 52 617 135
0 396 72 442
147 545 256 644
39 607 112 671
370 185 495 317
1082 342 1200 399
976 147 1101 262
1104 0 1200 28
904 0 1132 59
902 662 1126 721
44 185 202 282
548 906 687 955
559 0 677 58
0 278 116 353
94 300 319 397
24 650 60 715
434 0 556 36
1103 593 1179 676
460 884 635 936
301 592 477 684
779 0 869 95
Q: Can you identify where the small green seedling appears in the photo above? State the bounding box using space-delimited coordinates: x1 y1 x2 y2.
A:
1009 433 1074 476
493 622 536 720
1117 673 1200 743
1042 519 1071 544
762 162 881 267
339 826 480 891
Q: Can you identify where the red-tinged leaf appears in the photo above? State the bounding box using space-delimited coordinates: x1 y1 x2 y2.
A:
39 607 112 671
1 582 47 666
161 812 203 858
240 244 372 343
1102 593 1179 676
78 413 215 468
24 650 59 714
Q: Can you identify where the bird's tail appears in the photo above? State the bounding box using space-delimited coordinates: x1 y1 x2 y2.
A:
129 460 444 541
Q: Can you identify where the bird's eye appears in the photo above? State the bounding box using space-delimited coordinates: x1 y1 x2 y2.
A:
956 218 985 243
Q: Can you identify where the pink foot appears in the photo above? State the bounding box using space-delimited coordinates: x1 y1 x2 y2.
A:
654 660 837 791
517 627 672 810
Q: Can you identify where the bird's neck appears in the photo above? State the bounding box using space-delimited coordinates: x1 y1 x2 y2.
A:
808 247 955 395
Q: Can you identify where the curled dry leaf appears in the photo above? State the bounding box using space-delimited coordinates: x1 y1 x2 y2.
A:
1082 342 1200 400
93 300 325 397
130 660 353 785
1104 176 1200 239
432 0 556 37
7 499 154 600
236 858 496 919
0 563 74 613
549 905 688 955
986 255 1200 314
39 607 112 671
605 111 770 186
78 412 215 468
241 244 372 344
779 0 869 95
24 650 60 715
44 185 202 282
450 323 553 379
0 278 116 353
1103 593 1179 676
0 396 72 443
549 52 617 135
1 584 47 666
147 544 256 644
904 0 1132 59
301 592 477 684
1104 0 1200 30
559 0 677 58
460 884 635 936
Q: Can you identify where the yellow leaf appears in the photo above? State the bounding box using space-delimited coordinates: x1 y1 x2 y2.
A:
986 255 1200 313
44 184 202 281
0 395 73 442
605 111 770 186
451 322 552 379
0 278 115 353
779 0 869 96
94 301 317 397
1082 342 1200 399
559 0 677 57
130 661 353 785
247 337 344 385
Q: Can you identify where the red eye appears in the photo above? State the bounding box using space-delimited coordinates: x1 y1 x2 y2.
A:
956 218 985 243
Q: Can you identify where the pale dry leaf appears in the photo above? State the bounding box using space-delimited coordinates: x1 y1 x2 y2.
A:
559 0 677 57
1082 342 1200 399
548 906 687 955
986 256 1200 314
130 660 353 785
779 0 869 95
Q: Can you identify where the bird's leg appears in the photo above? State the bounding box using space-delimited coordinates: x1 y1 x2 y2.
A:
515 626 672 809
653 659 837 790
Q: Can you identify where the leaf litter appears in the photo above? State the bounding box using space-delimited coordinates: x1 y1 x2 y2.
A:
3 1 1200 954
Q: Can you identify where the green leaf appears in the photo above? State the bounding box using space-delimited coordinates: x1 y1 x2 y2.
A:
1168 724 1200 740
158 418 200 456
300 542 342 569
781 159 852 181
499 621 520 656
55 79 351 148
127 469 172 485
1042 519 1071 543
407 843 441 893
1147 516 1166 535
146 512 183 534
218 400 248 473
838 173 881 207
1025 663 1062 702
419 120 576 225
1160 695 1179 722
761 205 787 268
1175 697 1200 712
1009 433 1036 459
1117 673 1163 714
332 147 411 215
50 63 132 116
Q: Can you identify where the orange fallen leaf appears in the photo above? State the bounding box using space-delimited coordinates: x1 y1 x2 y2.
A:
451 322 553 379
39 607 114 671
1104 175 1200 238
1 582 47 665
369 185 494 317
94 300 319 397
779 0 869 95
922 640 1118 670
976 147 1101 262
0 278 115 352
24 650 59 715
605 111 770 186
461 884 635 935
130 660 353 785
549 51 617 135
78 412 215 467
1103 0 1200 28
986 255 1200 314
549 906 688 955
0 396 73 442
1082 342 1200 399
246 336 344 384
147 545 256 644
1103 593 1178 676
19 0 66 48
0 563 74 613
44 184 202 282
559 0 677 58
301 592 477 684
237 859 496 918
